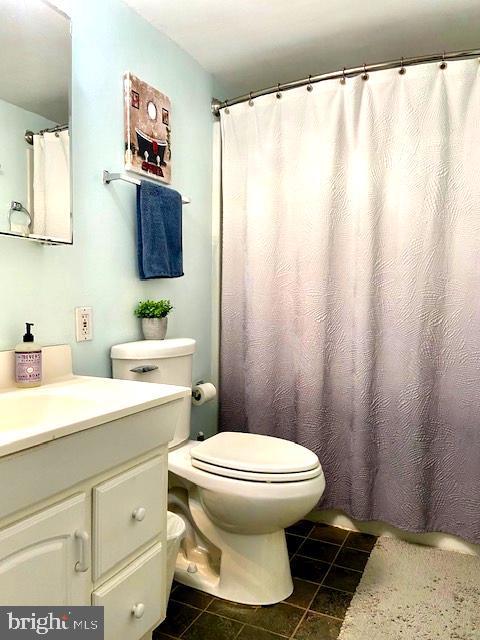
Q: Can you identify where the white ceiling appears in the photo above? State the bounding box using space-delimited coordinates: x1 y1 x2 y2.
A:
124 0 480 98
0 0 70 122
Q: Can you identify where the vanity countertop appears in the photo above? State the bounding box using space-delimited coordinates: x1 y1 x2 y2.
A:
0 375 189 458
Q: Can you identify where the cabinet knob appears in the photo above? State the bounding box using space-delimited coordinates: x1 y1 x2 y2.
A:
132 507 146 522
132 603 145 619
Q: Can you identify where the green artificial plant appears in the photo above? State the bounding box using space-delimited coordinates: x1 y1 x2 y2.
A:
134 299 173 319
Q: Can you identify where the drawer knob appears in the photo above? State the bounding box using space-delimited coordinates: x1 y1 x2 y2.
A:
132 507 146 522
132 603 145 619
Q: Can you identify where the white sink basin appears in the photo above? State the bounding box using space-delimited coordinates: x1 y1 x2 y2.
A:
0 392 95 431
0 375 189 457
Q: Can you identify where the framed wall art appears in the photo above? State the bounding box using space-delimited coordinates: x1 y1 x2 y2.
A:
124 72 172 184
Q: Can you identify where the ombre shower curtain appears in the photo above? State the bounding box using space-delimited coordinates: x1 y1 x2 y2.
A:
219 58 480 542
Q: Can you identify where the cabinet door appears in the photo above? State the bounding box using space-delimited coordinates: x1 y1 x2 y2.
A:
0 494 90 605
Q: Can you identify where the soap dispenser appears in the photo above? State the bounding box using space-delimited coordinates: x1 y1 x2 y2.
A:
15 323 42 388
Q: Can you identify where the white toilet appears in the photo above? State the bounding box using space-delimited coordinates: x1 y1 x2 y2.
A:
111 338 325 605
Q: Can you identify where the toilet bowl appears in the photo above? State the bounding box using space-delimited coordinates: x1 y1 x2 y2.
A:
169 435 325 605
111 339 326 605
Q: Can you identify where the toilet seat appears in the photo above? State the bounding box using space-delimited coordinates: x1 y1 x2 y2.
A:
191 458 322 482
190 432 322 483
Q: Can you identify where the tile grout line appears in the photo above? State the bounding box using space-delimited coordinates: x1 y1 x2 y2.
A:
287 582 321 639
233 622 246 640
232 621 289 639
314 530 351 595
176 594 215 638
177 609 204 638
287 526 313 563
288 529 354 639
177 607 289 639
296 553 365 574
192 611 292 639
167 585 350 640
287 528 345 639
301 531 374 638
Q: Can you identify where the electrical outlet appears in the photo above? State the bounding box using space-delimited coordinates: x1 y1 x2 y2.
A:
75 307 93 342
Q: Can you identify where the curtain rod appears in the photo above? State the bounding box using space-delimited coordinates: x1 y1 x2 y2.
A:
211 48 480 116
24 124 69 145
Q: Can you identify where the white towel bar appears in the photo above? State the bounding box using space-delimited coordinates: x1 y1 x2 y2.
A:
103 170 191 204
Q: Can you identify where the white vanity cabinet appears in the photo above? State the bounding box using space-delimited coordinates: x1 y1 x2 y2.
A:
0 444 169 640
0 403 183 640
0 346 188 640
0 493 90 606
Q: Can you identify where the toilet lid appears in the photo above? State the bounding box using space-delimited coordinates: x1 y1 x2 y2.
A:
190 432 320 475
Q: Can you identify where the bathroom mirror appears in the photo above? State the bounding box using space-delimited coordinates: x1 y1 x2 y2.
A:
0 0 72 245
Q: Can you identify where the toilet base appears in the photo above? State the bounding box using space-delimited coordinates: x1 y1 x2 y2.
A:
174 528 293 605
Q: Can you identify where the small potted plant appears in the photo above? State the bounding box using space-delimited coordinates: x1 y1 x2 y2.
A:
134 299 173 340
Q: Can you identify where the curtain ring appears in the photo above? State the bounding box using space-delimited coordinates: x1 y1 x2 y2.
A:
399 57 406 75
440 51 447 69
248 92 254 106
340 67 346 85
362 63 369 81
276 83 282 99
307 75 313 92
223 100 230 114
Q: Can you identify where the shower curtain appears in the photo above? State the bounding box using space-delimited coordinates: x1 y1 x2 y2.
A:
33 130 71 241
220 58 480 542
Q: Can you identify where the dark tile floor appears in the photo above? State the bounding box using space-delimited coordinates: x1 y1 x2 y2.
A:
154 521 377 640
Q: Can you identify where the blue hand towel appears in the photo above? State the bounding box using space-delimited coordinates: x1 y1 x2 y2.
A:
136 180 184 279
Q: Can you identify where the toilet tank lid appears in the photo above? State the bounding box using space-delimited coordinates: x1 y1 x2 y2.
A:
111 338 196 360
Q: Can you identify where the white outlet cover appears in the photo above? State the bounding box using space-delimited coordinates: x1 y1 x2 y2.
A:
75 307 93 342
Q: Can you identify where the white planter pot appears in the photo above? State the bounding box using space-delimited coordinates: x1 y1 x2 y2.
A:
141 317 168 340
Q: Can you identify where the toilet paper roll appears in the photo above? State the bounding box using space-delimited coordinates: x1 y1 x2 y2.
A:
192 382 217 406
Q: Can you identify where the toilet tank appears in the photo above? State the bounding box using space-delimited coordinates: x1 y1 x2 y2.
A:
111 339 196 449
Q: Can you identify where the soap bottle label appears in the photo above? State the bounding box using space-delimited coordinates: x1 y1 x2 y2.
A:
15 352 42 383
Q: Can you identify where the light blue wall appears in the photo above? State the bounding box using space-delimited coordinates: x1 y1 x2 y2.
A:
0 99 56 233
0 0 217 437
